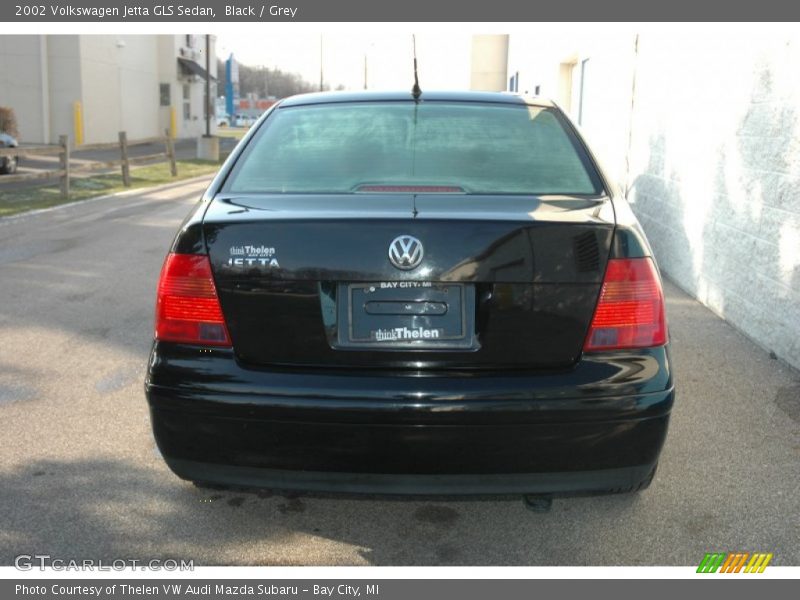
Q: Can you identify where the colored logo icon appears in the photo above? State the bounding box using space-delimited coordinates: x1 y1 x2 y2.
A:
697 552 773 573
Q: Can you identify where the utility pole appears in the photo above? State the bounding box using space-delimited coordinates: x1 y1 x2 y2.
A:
205 34 211 137
197 34 219 162
364 54 368 90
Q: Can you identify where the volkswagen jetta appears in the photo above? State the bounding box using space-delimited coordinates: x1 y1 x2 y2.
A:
145 91 674 498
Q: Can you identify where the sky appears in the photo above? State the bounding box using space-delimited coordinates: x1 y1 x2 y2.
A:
216 33 473 91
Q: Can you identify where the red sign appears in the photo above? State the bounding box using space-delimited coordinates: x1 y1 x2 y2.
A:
238 99 276 110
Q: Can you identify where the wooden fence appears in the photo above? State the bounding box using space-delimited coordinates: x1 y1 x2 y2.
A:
0 129 177 199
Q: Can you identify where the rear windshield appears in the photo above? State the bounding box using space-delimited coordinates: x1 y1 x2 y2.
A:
224 101 604 195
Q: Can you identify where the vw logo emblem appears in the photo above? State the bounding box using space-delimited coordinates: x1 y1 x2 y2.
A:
388 235 424 270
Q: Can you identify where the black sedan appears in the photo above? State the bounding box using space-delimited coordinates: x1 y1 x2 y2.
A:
145 91 673 502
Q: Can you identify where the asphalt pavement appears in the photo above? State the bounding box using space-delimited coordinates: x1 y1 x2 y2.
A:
0 179 798 566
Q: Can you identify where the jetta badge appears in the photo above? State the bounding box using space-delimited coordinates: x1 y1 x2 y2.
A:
388 235 424 270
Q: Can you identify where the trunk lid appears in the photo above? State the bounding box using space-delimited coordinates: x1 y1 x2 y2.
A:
203 193 614 370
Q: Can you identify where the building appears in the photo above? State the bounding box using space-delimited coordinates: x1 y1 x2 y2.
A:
469 35 509 92
0 34 216 146
498 30 800 370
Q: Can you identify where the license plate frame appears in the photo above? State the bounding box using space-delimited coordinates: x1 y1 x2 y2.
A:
336 282 476 350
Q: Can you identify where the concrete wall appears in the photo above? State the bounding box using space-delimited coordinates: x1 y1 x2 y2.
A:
0 36 48 143
76 36 124 145
157 36 179 137
160 34 218 139
78 35 161 144
183 34 217 138
470 35 509 92
627 32 800 369
510 30 800 369
0 34 215 145
45 36 82 146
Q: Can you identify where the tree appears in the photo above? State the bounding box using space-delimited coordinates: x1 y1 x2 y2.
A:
216 60 331 100
0 107 19 138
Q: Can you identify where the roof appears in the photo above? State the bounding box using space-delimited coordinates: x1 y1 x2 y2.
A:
278 90 555 108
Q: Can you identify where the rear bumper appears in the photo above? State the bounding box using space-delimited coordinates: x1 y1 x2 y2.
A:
146 343 674 495
151 407 668 495
160 458 658 496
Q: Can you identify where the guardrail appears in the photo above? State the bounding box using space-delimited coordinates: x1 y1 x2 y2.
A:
0 129 178 199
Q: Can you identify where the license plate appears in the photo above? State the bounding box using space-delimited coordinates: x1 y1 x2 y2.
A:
336 282 476 350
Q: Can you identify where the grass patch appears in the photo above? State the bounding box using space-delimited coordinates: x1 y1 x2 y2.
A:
0 159 220 217
215 127 250 140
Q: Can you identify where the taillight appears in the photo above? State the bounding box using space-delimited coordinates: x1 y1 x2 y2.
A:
583 257 667 351
155 253 231 347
